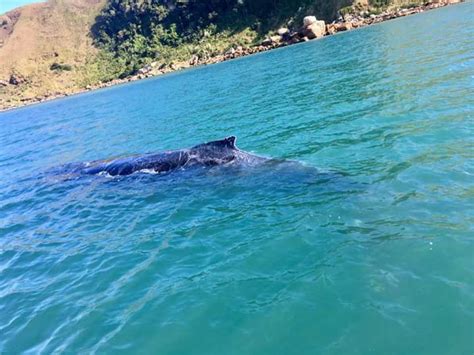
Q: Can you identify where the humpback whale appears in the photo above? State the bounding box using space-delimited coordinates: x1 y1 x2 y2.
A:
61 136 267 177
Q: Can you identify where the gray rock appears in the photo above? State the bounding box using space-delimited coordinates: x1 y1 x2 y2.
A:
305 20 326 39
261 37 273 46
137 64 153 75
303 16 317 26
189 55 199 66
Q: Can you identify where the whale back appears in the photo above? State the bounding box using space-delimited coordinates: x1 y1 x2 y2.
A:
186 136 239 166
54 136 271 177
191 136 237 151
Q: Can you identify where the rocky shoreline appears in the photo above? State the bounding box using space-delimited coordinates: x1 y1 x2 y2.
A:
0 0 462 112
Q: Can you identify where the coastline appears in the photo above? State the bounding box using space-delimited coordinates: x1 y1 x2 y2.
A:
0 0 462 113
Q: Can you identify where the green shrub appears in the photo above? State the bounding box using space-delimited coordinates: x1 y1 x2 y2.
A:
368 8 383 15
400 3 419 9
86 0 380 82
339 6 353 17
77 50 127 86
369 0 391 7
90 0 353 73
50 62 73 71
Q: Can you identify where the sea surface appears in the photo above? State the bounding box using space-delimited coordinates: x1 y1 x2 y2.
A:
1 3 473 353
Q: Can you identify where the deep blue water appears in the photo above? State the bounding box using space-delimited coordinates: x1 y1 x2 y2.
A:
1 3 473 353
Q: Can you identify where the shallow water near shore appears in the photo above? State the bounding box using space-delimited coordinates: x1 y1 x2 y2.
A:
1 3 474 353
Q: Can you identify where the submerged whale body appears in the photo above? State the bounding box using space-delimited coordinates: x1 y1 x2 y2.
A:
52 136 357 195
62 136 267 177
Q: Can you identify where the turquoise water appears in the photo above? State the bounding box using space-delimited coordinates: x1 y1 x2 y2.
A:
1 3 474 353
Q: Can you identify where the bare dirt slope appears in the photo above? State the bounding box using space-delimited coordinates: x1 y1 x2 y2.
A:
0 0 104 108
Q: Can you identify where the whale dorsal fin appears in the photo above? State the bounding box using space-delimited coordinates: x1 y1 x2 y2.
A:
192 136 237 150
224 136 236 148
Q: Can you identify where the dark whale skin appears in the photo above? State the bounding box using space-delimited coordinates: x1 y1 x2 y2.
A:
62 136 265 177
82 150 190 176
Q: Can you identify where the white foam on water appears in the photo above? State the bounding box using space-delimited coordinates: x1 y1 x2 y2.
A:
136 168 161 175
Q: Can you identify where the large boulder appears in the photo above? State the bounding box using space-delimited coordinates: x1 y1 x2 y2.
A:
329 22 352 33
270 35 281 44
303 16 317 26
326 23 337 35
304 20 326 39
189 55 199 66
136 64 153 75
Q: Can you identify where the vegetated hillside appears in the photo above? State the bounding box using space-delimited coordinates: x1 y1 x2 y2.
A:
0 0 427 109
0 0 105 108
0 0 354 108
91 0 431 77
91 0 354 77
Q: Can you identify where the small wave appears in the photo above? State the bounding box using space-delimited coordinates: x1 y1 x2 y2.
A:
97 171 115 178
135 168 162 175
